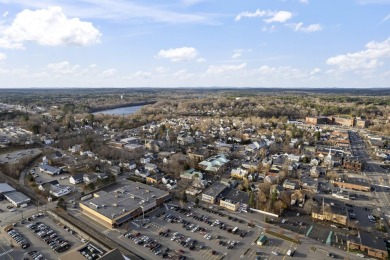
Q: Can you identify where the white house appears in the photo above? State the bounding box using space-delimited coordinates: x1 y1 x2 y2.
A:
69 173 84 184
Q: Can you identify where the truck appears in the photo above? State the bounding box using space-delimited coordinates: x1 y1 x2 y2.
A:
287 249 295 257
232 227 239 234
20 203 28 208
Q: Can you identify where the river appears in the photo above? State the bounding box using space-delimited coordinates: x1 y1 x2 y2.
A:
93 105 143 115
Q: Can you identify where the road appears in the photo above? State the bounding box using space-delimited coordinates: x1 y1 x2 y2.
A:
349 131 390 235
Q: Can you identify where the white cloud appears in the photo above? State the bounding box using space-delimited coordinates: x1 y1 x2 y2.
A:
299 0 309 4
289 22 322 32
232 53 241 59
47 61 80 75
207 63 247 74
2 11 8 17
326 37 390 71
131 70 152 79
0 0 214 25
196 57 206 63
235 9 292 24
235 9 272 21
173 69 194 80
381 13 390 23
232 49 243 59
0 52 6 61
310 68 321 75
0 6 101 49
158 47 198 62
264 11 293 23
101 68 117 77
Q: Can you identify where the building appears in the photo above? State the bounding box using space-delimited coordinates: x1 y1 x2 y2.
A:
332 177 371 192
347 232 388 260
4 191 31 207
69 173 84 184
218 187 249 211
79 181 170 229
0 183 30 207
305 117 330 125
198 154 229 174
201 182 227 204
311 204 347 225
59 242 125 260
39 164 61 175
180 168 203 180
342 157 364 171
283 180 298 190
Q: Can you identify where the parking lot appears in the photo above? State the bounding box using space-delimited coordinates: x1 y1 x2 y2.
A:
0 199 39 224
2 212 82 259
110 204 306 260
0 149 41 165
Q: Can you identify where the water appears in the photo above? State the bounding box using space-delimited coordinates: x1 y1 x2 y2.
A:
94 105 143 115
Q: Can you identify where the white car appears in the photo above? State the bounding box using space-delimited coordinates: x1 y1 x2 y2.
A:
356 253 365 258
271 251 278 256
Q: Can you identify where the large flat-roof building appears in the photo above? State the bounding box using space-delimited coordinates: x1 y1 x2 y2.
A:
79 181 170 229
0 183 30 207
201 181 227 204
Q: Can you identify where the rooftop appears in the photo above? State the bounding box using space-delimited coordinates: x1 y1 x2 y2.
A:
4 191 30 203
59 242 125 260
80 181 169 220
202 181 227 198
0 183 15 193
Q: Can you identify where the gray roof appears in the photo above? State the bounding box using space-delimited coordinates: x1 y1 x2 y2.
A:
350 231 387 252
0 183 15 193
203 181 227 198
4 191 30 203
80 181 169 220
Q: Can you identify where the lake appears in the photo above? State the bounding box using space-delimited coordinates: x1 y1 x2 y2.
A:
93 105 143 115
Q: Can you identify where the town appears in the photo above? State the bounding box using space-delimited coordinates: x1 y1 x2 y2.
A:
0 88 389 260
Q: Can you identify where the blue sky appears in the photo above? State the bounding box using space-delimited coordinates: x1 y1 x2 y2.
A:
0 0 389 88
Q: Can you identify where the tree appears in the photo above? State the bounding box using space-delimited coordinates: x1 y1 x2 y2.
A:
195 197 199 206
182 191 188 203
248 191 255 208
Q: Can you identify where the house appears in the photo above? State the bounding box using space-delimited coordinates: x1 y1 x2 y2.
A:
39 164 61 175
109 166 121 176
50 185 72 197
283 180 298 190
128 160 137 170
180 168 203 180
69 173 84 184
83 173 98 184
144 163 158 172
146 174 163 184
230 168 248 179
198 154 230 174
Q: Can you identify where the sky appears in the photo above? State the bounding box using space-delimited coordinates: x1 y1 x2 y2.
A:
0 0 389 88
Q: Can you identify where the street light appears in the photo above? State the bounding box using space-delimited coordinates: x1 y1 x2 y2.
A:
140 206 145 222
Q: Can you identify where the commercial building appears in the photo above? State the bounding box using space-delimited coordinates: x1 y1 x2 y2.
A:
332 177 371 192
311 204 347 225
342 157 364 171
79 181 170 229
0 183 30 207
347 232 388 260
201 182 227 204
4 191 31 207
